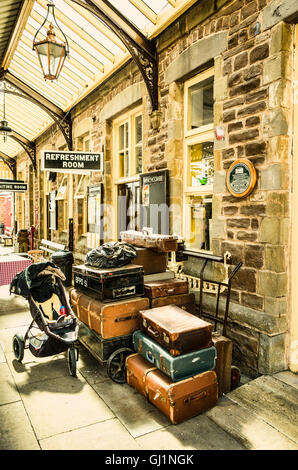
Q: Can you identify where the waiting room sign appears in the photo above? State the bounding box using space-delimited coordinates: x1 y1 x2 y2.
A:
41 150 104 173
0 179 27 192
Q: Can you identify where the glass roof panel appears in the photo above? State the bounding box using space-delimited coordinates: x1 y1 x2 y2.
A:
142 0 171 15
108 0 152 30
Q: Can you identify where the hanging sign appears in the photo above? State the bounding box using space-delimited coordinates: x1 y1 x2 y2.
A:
226 159 257 198
0 179 27 192
41 150 104 173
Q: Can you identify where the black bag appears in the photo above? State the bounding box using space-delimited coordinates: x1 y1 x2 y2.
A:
85 242 137 269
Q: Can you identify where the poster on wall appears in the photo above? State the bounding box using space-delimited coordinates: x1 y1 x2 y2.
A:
140 169 169 234
41 150 104 173
49 191 57 230
87 184 103 241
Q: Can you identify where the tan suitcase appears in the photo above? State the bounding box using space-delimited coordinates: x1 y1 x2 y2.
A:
144 279 189 299
69 288 149 339
126 353 218 424
212 332 232 396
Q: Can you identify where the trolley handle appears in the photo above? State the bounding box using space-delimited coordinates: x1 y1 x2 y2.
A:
228 262 242 281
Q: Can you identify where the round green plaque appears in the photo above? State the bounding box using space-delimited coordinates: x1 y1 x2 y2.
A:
226 159 256 198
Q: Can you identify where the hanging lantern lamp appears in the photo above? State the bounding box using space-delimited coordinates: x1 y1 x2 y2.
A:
0 83 12 143
33 1 69 81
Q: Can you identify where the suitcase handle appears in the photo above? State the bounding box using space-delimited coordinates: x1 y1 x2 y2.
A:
147 326 159 337
145 351 155 364
115 315 138 322
184 391 207 405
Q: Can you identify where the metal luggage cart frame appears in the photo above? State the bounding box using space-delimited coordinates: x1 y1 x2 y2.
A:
77 319 134 384
172 249 242 336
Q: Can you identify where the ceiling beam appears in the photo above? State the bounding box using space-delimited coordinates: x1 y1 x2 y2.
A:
128 0 157 24
0 72 72 150
1 0 35 70
0 152 16 179
1 70 65 119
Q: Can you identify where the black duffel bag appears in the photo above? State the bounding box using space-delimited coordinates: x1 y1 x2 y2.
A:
85 241 137 269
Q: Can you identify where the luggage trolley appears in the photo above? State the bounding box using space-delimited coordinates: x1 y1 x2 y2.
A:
77 320 134 383
175 249 243 390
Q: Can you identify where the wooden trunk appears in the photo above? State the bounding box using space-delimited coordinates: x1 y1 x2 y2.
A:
144 279 189 299
139 304 213 356
126 353 218 424
78 320 133 363
72 263 144 301
133 248 167 275
212 332 232 396
69 288 149 339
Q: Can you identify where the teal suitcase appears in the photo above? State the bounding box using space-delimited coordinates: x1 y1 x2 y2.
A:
133 330 217 382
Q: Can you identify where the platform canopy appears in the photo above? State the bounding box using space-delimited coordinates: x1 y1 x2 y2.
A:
0 0 197 161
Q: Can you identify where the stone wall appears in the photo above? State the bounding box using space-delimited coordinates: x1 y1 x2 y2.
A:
151 0 293 376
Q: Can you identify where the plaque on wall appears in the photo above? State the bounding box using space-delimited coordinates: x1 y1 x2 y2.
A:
226 159 256 198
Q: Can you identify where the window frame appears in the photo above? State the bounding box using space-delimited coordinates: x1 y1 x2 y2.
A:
183 67 215 253
113 106 143 184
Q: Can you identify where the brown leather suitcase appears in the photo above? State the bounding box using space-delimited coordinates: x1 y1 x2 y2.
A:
212 332 232 396
69 288 149 339
139 304 213 356
151 292 196 314
133 248 167 275
144 279 188 299
126 353 218 424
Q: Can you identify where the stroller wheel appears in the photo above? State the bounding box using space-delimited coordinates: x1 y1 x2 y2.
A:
106 347 134 384
68 346 77 378
13 334 25 363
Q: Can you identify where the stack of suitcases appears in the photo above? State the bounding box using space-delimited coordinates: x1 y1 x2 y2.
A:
126 304 219 424
68 233 183 364
68 230 230 424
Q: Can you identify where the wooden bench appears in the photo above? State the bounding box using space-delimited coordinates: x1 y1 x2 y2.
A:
39 239 66 258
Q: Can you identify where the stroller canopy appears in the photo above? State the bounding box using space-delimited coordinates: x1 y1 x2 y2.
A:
10 261 66 303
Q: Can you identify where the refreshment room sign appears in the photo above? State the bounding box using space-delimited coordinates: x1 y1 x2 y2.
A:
41 150 104 173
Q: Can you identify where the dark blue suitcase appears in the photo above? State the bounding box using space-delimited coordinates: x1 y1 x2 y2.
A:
133 330 217 382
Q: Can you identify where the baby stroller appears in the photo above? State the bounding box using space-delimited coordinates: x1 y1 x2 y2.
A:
10 261 79 377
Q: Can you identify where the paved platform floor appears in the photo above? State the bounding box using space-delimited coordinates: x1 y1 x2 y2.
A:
0 246 297 451
0 285 297 451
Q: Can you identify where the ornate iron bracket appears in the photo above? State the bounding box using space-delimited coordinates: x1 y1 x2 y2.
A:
70 0 159 112
10 132 37 173
0 153 16 179
1 73 73 150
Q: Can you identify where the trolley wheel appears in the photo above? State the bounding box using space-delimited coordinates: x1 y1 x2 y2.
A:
68 346 78 378
12 334 25 363
106 347 134 384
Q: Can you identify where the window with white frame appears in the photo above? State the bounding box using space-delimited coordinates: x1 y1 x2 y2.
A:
113 107 143 238
184 68 214 252
114 107 143 181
